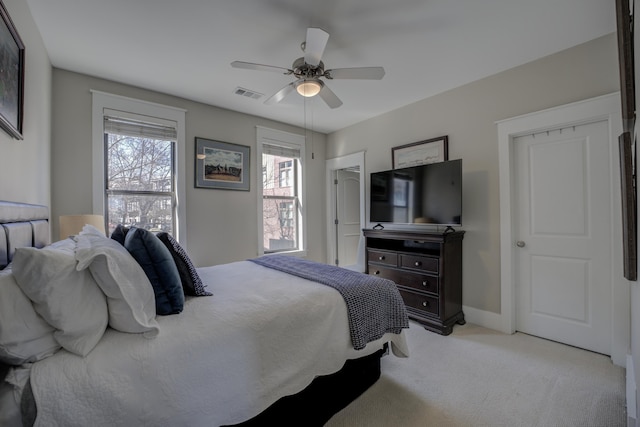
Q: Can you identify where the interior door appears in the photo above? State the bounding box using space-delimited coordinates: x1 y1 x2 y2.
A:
513 120 612 355
336 168 361 266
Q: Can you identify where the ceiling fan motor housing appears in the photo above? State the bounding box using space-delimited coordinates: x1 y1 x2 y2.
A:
292 57 326 79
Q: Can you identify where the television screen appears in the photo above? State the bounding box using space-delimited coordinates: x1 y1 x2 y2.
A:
370 159 462 226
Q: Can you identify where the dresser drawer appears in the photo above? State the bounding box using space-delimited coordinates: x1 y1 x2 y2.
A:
367 264 397 280
367 249 397 266
367 265 439 295
394 270 439 295
399 289 439 317
400 254 438 273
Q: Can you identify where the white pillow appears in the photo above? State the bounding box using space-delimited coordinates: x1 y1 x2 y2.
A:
12 239 109 357
76 229 159 337
0 268 60 365
0 365 31 427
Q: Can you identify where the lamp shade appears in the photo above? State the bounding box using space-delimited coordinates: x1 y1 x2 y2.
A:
59 214 105 240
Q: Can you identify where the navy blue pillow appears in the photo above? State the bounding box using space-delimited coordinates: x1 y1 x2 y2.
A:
124 227 184 315
110 224 129 246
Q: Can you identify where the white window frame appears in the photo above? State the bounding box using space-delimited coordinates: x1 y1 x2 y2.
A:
91 90 187 244
256 126 306 256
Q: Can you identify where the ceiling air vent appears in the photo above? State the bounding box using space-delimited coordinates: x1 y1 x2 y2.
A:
234 87 263 100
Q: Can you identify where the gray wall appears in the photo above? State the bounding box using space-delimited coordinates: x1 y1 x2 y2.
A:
51 69 327 267
0 0 51 206
326 33 619 314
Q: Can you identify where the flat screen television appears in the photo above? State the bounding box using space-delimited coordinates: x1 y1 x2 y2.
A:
370 159 462 226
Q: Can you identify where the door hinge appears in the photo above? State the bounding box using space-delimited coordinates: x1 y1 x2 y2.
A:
335 259 339 265
334 179 338 185
334 219 339 225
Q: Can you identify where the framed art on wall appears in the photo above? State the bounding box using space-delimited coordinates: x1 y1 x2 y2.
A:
0 0 24 140
195 137 250 191
619 131 637 281
616 0 635 133
392 135 448 169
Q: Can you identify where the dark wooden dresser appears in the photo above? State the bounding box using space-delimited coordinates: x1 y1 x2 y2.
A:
363 228 465 335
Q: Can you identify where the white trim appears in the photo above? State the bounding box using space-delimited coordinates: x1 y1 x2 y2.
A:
90 90 187 113
628 354 637 426
462 306 503 332
325 151 366 266
91 91 187 245
497 92 628 366
256 126 306 256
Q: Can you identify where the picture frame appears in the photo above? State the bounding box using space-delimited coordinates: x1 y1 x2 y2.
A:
619 131 637 281
0 0 24 140
195 137 250 191
616 0 635 134
392 135 448 169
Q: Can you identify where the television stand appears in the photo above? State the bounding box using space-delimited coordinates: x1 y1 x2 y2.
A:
363 228 465 335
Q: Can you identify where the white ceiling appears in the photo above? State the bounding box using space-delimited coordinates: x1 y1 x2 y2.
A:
24 0 615 134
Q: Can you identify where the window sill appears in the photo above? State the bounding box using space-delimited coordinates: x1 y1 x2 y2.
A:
263 249 307 258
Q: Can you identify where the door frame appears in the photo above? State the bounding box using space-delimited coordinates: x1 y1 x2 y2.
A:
326 151 365 266
497 92 628 366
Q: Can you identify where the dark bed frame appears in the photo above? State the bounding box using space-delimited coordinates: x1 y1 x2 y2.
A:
0 200 385 426
229 346 386 426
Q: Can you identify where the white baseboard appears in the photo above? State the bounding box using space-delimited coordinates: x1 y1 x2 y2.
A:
628 354 637 427
462 305 503 332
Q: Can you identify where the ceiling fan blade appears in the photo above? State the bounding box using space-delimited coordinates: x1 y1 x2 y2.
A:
265 82 296 105
231 61 292 74
326 67 386 80
304 28 329 67
318 84 343 109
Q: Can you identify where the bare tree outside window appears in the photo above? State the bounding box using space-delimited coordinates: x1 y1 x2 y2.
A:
262 153 299 252
105 133 175 236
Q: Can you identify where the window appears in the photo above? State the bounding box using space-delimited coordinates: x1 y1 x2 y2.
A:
279 160 292 187
257 127 306 255
279 201 294 228
92 91 186 243
104 115 176 236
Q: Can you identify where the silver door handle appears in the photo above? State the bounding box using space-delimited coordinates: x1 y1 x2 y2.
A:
516 241 526 248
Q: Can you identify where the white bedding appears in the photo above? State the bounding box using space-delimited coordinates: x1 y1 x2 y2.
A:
29 260 409 426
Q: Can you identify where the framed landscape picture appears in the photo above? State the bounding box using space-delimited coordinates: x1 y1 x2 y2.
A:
195 137 250 191
0 0 24 139
392 135 448 169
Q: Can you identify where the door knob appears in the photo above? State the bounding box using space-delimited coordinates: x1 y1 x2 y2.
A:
516 241 526 248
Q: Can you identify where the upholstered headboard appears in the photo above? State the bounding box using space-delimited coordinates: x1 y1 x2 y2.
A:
0 201 49 269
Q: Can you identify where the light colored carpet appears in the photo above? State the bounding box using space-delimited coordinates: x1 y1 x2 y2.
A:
326 322 626 427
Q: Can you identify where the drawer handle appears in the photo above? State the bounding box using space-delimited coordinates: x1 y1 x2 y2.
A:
422 301 429 307
374 270 380 275
422 280 428 287
378 255 385 261
415 261 422 267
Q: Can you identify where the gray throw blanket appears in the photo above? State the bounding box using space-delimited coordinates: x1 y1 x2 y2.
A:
249 255 409 350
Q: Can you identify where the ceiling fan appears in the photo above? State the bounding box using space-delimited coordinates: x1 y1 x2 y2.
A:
231 27 385 109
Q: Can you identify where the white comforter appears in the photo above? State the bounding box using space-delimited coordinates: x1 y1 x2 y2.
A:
30 261 409 426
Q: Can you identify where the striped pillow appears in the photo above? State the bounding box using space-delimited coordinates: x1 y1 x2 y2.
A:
156 232 212 297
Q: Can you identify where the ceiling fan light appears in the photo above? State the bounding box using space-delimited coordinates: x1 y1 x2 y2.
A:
296 79 323 97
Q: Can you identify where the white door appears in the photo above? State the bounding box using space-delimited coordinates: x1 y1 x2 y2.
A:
335 168 361 266
513 120 612 355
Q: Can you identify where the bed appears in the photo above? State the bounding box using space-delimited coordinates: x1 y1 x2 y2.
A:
0 201 409 426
